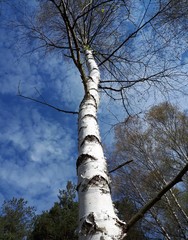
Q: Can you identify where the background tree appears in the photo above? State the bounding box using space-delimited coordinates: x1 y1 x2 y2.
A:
2 0 188 238
111 102 188 239
114 198 147 240
0 198 36 240
29 181 78 240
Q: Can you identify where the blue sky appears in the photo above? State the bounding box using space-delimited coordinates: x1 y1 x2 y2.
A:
0 36 80 211
0 0 188 213
0 23 122 212
0 1 124 213
0 1 81 212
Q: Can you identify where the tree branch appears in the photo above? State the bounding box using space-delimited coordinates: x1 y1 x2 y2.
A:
109 160 133 173
18 87 78 115
99 0 173 66
125 162 188 232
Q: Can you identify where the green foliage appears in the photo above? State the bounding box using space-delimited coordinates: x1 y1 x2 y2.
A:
83 45 91 51
29 181 78 240
0 198 36 240
58 181 77 209
0 183 79 240
115 199 148 240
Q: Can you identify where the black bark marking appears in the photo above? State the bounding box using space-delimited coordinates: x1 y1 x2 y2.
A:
76 183 81 192
80 102 97 111
76 154 97 169
80 93 97 108
90 94 98 107
79 92 98 109
79 93 91 108
78 126 87 134
81 213 97 235
87 76 94 82
88 175 108 187
80 114 98 123
80 135 101 147
81 175 109 192
91 67 99 71
89 88 98 93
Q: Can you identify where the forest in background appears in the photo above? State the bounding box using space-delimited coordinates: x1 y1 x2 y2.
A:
0 103 187 240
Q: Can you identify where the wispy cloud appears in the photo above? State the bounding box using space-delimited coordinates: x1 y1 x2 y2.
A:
0 5 82 212
0 96 77 211
1 0 188 215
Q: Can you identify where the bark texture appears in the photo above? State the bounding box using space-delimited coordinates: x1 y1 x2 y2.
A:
77 49 126 239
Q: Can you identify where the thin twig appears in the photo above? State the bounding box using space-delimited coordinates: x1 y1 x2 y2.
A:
18 80 78 114
109 160 133 173
18 93 78 115
34 87 47 103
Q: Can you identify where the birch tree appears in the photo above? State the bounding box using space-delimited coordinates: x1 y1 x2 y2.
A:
112 102 188 239
5 0 188 239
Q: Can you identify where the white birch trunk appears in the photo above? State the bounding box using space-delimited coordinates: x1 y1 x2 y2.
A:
77 49 126 239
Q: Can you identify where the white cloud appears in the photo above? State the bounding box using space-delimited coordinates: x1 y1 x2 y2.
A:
1 0 187 215
0 10 82 212
0 20 82 104
0 101 77 212
41 56 84 110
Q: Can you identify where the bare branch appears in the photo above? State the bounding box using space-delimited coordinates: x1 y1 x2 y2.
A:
99 0 173 66
18 82 78 115
109 160 133 173
125 162 188 232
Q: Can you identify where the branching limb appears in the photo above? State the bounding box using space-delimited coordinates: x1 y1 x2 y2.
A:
99 0 173 66
125 162 188 232
18 84 78 115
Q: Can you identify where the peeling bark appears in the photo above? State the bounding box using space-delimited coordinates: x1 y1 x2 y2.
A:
77 154 97 170
77 49 126 239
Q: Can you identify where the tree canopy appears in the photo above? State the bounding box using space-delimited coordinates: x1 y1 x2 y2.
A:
0 198 36 240
5 0 187 114
111 102 188 239
29 181 78 240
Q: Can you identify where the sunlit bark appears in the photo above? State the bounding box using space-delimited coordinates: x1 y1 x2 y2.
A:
77 49 126 239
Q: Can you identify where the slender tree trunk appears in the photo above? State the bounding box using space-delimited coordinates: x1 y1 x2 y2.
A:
150 211 171 240
146 156 188 226
130 179 171 239
76 49 126 240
